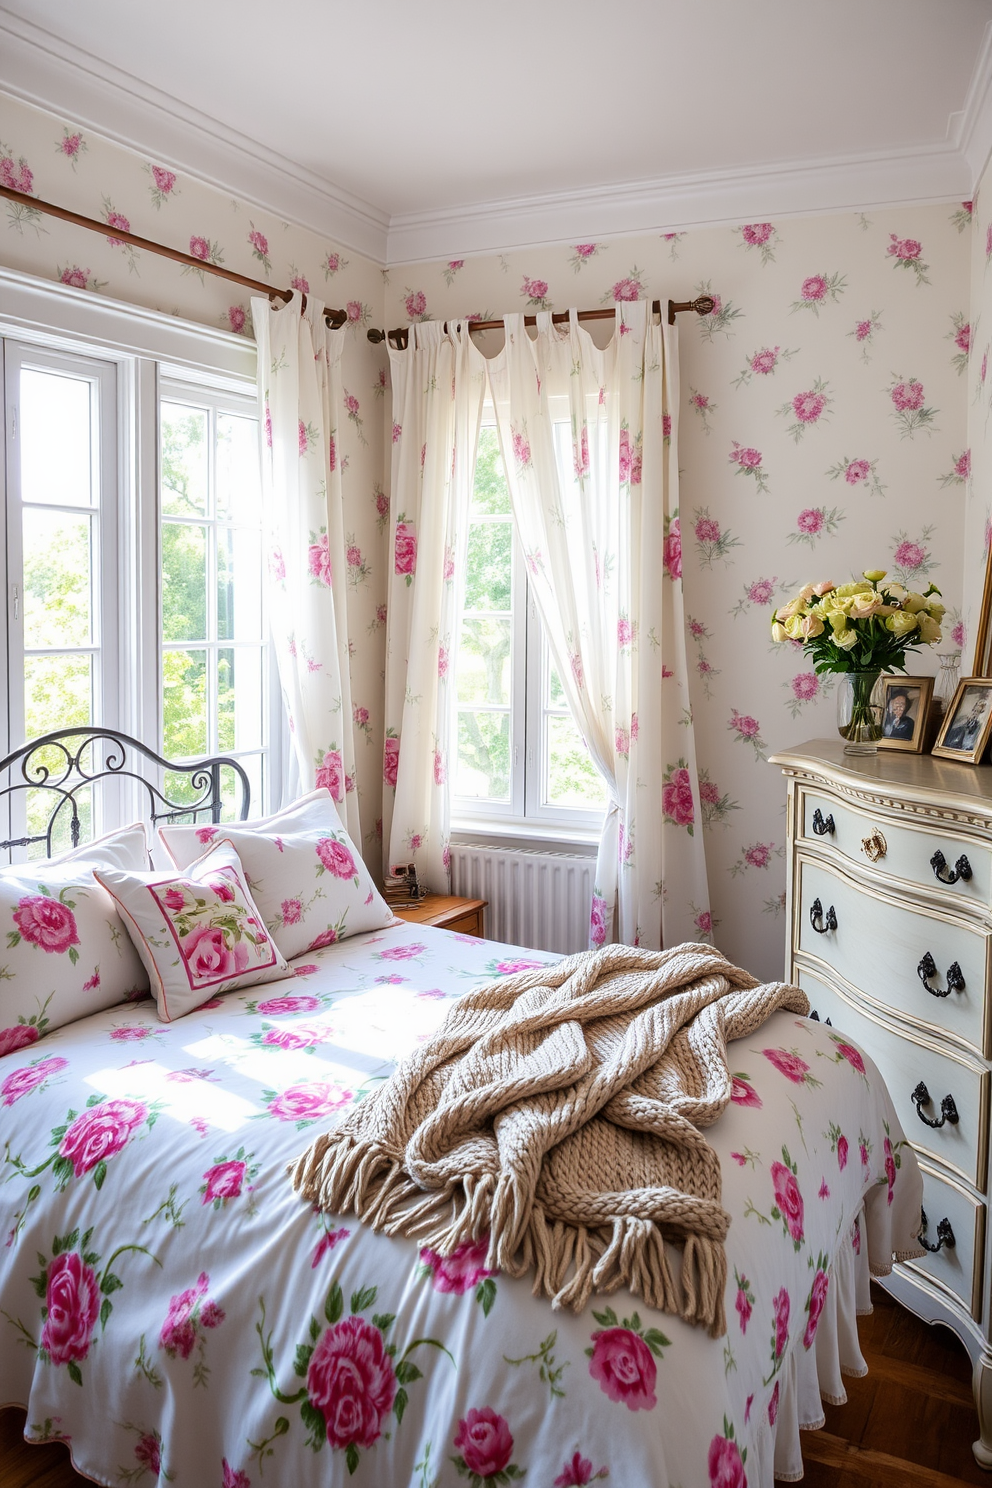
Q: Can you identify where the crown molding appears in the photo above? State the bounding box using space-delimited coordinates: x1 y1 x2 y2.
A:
953 19 992 188
0 8 390 263
385 143 972 265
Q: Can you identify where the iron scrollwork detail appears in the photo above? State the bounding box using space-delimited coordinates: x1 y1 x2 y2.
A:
918 1207 956 1254
911 1080 959 1130
809 898 837 934
930 850 973 886
811 808 835 836
916 953 965 998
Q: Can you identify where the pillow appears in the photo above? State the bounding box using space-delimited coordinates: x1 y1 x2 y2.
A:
157 789 393 959
95 839 291 1022
0 824 151 1056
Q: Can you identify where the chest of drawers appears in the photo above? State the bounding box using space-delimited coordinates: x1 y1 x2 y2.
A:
770 740 992 1466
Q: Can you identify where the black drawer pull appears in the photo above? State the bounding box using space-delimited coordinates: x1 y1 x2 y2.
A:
918 1207 956 1254
930 850 973 886
917 953 965 997
811 808 835 836
808 1010 833 1025
912 1081 959 1129
809 898 837 934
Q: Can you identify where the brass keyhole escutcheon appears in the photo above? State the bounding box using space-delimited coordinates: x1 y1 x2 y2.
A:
861 828 887 862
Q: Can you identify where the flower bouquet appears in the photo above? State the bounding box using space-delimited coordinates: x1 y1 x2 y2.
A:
771 570 945 752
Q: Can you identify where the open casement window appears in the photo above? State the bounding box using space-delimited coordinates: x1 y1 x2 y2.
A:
159 375 272 818
452 414 607 834
0 326 277 857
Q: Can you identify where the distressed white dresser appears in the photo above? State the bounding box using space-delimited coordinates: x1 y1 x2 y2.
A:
770 739 992 1465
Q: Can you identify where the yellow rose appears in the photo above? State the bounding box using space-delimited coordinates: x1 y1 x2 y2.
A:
863 569 887 582
885 611 919 637
826 609 849 634
926 600 946 623
848 597 884 619
917 613 942 644
833 629 859 650
771 621 789 643
903 592 928 614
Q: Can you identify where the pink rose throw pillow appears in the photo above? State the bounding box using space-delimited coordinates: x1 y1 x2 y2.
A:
95 839 290 1022
0 824 150 1052
157 789 392 960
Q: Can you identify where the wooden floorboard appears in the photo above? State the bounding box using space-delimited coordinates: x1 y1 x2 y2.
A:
0 1284 985 1486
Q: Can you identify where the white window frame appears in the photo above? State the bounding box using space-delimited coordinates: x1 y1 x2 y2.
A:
0 266 284 823
452 412 604 842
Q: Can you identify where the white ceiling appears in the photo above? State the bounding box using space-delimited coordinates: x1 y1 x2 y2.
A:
2 0 992 263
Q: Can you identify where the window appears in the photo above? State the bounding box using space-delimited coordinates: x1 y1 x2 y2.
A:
453 419 606 833
1 316 275 851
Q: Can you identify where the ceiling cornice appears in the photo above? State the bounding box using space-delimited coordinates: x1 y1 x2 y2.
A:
0 7 391 262
1 8 991 270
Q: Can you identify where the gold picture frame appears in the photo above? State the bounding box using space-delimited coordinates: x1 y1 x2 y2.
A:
932 678 992 763
876 675 933 753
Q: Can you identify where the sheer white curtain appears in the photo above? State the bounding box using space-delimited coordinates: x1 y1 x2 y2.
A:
486 303 710 948
251 291 360 838
382 321 486 885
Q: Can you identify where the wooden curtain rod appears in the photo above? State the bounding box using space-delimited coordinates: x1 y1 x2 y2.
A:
368 296 716 348
0 184 714 340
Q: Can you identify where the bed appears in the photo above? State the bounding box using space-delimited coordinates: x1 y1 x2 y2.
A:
0 731 925 1488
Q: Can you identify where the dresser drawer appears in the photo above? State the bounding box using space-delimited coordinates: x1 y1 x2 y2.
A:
796 966 989 1191
798 786 992 910
795 856 989 1057
903 1160 985 1321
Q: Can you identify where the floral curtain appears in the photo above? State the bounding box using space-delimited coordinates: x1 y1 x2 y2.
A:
485 303 711 948
251 291 360 840
382 321 486 885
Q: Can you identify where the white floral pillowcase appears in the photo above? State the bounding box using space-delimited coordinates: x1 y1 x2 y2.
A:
157 789 394 960
95 839 290 1023
0 825 150 1057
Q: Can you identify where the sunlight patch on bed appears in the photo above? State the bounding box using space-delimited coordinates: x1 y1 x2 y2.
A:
183 1031 375 1089
83 1062 259 1132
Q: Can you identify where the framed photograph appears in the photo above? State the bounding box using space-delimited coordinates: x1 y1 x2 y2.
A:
932 678 992 763
877 676 933 753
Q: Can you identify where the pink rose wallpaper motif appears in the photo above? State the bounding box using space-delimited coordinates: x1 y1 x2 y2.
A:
948 311 971 376
737 221 779 265
732 343 796 388
939 448 971 487
887 374 938 437
693 508 742 568
848 308 884 362
695 279 743 341
887 233 930 286
521 274 552 309
777 377 832 443
56 126 87 168
890 526 937 584
601 266 645 304
728 440 769 494
827 454 886 498
790 269 846 315
689 387 717 434
787 505 844 549
569 242 602 272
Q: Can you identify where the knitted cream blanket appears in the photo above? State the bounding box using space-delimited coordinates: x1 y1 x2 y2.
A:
289 942 809 1336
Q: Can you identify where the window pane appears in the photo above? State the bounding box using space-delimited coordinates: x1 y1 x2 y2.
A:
457 618 511 706
472 426 511 515
465 522 513 611
216 412 261 522
23 509 93 647
218 526 262 641
20 369 93 507
218 647 264 753
27 784 92 860
162 522 207 642
25 653 92 738
163 649 208 757
456 711 510 802
545 715 608 810
547 661 566 707
161 403 208 516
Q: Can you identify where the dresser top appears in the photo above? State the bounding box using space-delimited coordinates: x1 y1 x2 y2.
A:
769 738 992 818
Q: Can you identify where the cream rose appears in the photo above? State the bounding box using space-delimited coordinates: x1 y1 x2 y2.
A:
917 613 942 644
885 610 919 637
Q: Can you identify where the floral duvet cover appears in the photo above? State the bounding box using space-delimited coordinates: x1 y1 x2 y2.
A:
0 920 924 1488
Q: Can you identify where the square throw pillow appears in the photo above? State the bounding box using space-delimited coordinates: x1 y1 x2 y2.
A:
0 824 151 1056
157 789 393 960
94 838 290 1022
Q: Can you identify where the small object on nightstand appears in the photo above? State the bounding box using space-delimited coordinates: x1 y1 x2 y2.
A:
391 894 487 938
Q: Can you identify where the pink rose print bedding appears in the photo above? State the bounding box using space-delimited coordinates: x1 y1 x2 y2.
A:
0 920 923 1487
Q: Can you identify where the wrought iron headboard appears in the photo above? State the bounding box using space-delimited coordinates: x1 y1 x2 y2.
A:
0 728 251 857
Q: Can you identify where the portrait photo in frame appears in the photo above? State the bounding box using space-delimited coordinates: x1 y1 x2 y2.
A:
932 678 992 763
877 675 933 753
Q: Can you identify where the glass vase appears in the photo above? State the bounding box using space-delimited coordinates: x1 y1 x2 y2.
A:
934 651 961 717
837 669 883 755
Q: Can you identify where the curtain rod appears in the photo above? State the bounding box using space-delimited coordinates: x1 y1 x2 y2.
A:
0 184 713 338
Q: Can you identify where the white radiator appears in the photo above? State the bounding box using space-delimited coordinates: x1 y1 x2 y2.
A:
450 843 595 954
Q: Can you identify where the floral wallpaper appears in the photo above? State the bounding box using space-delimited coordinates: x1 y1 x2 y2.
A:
0 91 389 861
386 207 971 979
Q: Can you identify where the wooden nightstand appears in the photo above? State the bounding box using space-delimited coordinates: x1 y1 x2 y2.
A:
390 894 487 937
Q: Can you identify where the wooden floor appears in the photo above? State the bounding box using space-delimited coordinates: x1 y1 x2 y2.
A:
0 1285 985 1487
